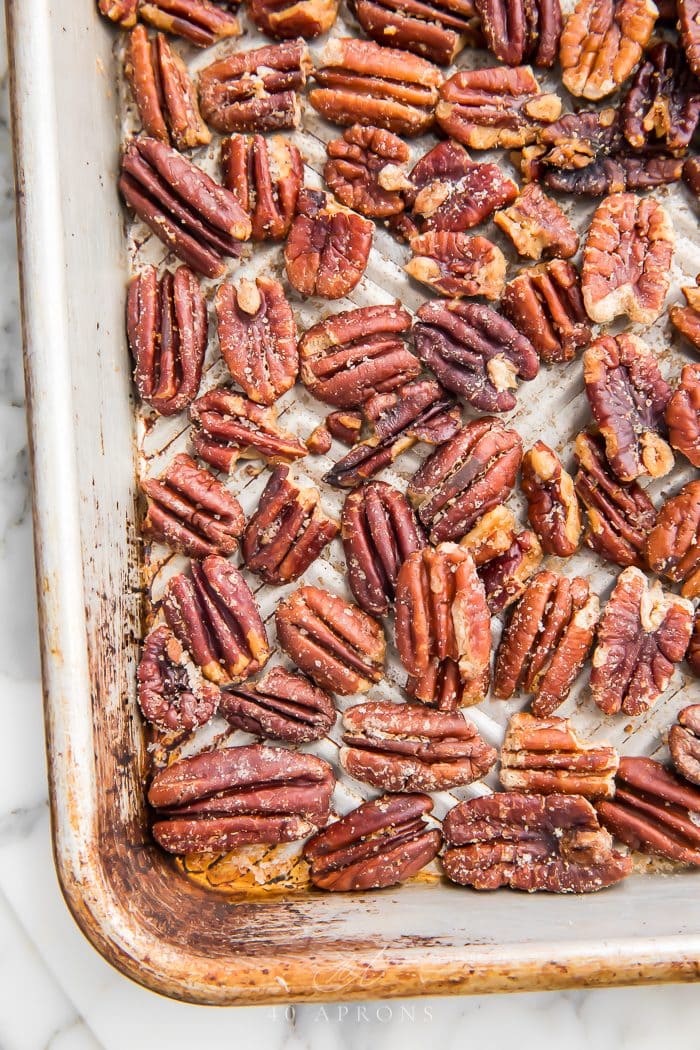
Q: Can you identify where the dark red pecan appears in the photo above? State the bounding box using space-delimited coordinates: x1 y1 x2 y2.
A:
119 137 251 278
591 566 694 716
521 441 581 558
494 184 579 261
406 232 506 300
670 275 700 352
326 411 363 445
351 0 483 65
190 387 308 471
670 705 700 785
163 555 271 685
406 656 462 710
220 666 336 743
324 126 411 219
198 41 311 133
461 505 542 613
141 452 244 558
303 793 441 890
285 189 374 299
215 277 298 405
137 0 241 46
221 134 303 241
98 0 137 24
666 364 700 468
443 793 632 891
501 260 591 364
275 585 386 694
646 481 700 599
679 0 700 77
242 466 339 585
341 701 497 791
475 0 561 66
127 264 206 416
148 745 334 854
684 155 700 196
689 610 700 676
560 0 657 100
137 624 220 732
538 152 683 196
250 0 339 37
621 42 700 156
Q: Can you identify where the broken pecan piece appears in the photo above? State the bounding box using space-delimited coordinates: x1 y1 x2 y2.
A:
666 364 700 467
621 42 700 156
460 505 542 613
521 441 581 558
351 0 483 65
138 624 220 732
501 260 591 364
646 481 700 599
341 702 497 791
475 0 562 66
494 184 578 261
138 0 241 46
221 134 303 241
324 126 410 219
406 233 507 299
190 387 307 471
326 411 362 445
688 610 700 676
249 0 339 37
670 275 700 352
98 0 138 25
560 0 657 100
221 666 336 743
669 705 700 785
679 0 700 77
590 566 694 716
285 189 373 299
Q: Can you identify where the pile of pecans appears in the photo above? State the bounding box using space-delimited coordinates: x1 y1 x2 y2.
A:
101 0 700 895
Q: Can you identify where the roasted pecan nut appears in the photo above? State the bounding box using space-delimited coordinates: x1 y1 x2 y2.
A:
190 387 308 470
436 65 562 150
149 745 334 854
242 466 339 585
342 481 425 616
285 189 374 299
299 303 416 408
220 666 336 743
621 42 700 155
597 756 700 865
127 265 207 415
351 0 483 65
163 555 271 685
141 453 244 558
670 275 700 351
216 277 298 405
250 0 339 37
326 411 363 444
521 441 581 558
500 712 619 798
688 610 700 676
669 705 700 785
138 0 241 46
406 233 507 300
310 37 443 136
275 585 385 694
501 260 591 364
646 481 700 599
306 423 333 455
408 417 523 543
413 299 539 412
341 702 497 791
442 793 632 891
666 364 700 467
221 134 303 241
494 184 579 261
99 0 138 25
583 334 673 482
324 126 411 219
460 504 542 613
684 154 700 196
137 624 220 732
679 0 700 77
590 566 694 716
119 137 251 278
198 41 311 133
494 571 599 716
475 0 562 65
560 0 657 100
406 656 462 710
582 193 673 325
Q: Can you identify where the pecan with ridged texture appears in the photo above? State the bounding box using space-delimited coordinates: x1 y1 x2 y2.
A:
494 571 599 716
646 481 700 599
137 624 220 732
221 134 303 241
141 453 244 558
275 586 385 694
583 334 673 483
299 304 416 408
666 364 700 467
501 260 590 365
591 566 693 715
221 666 336 743
460 504 542 613
285 189 373 299
138 0 241 46
494 184 578 261
442 793 632 891
324 126 411 219
119 138 251 278
326 411 363 444
242 466 339 585
342 481 425 617
98 0 138 24
670 705 700 785
621 42 700 156
149 745 334 854
250 0 339 38
341 702 497 791
163 555 271 685
216 277 297 405
351 0 483 65
679 0 700 77
309 37 443 137
598 756 700 864
500 712 619 798
190 387 307 471
406 233 507 300
127 264 206 416
521 441 581 558
199 41 311 133
475 0 562 66
395 544 491 704
436 65 562 150
683 154 700 197
413 299 539 413
560 0 657 100
670 275 700 351
406 656 462 710
408 417 523 543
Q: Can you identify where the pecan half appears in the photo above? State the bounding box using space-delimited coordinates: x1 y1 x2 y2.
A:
99 0 138 24
119 137 251 278
141 453 244 558
221 134 303 241
460 505 542 613
670 275 700 352
646 481 700 599
442 793 632 891
406 233 507 299
326 411 363 444
666 364 700 467
242 466 339 585
581 193 673 326
494 572 599 716
221 666 336 743
560 0 657 100
475 0 562 65
342 481 425 616
679 0 700 77
138 624 220 732
275 586 386 694
351 0 483 65
341 702 497 791
285 189 373 299
669 705 700 785
621 42 700 155
149 745 334 854
190 387 308 471
250 0 339 37
521 441 581 558
494 184 579 261
501 260 591 364
590 566 694 716
216 277 298 405
127 264 206 415
413 299 539 412
138 0 241 46
198 41 311 133
163 555 271 685
583 334 673 483
324 126 411 219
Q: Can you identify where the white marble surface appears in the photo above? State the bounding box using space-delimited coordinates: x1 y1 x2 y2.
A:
1 18 700 1050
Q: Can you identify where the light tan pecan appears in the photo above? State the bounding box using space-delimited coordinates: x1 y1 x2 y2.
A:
475 0 562 66
494 183 579 260
670 275 700 351
221 134 303 241
645 481 700 599
305 423 333 455
406 233 507 300
560 0 657 100
220 666 336 743
98 0 138 25
285 189 374 299
190 387 307 471
137 624 220 732
501 260 591 364
324 126 411 219
669 705 700 785
249 0 339 37
666 364 700 467
521 441 581 557
460 504 543 613
137 0 241 46
351 0 483 65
